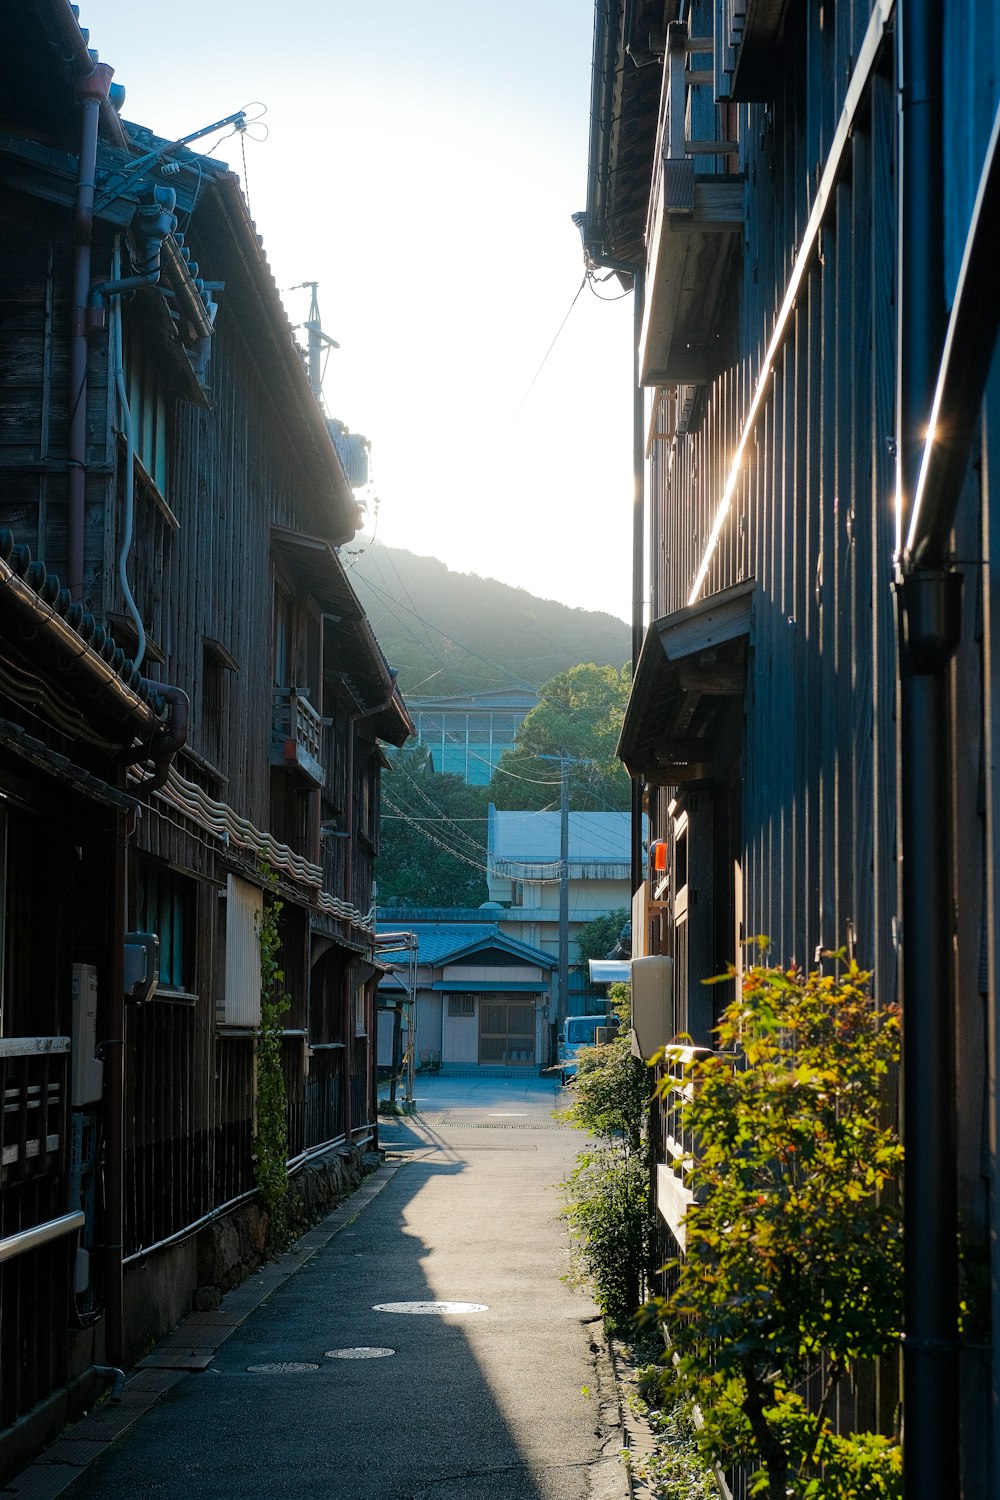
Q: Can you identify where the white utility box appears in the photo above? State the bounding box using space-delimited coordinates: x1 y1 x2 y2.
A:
630 955 674 1062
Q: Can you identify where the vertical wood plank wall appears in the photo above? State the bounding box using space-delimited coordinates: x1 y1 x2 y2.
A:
651 2 900 999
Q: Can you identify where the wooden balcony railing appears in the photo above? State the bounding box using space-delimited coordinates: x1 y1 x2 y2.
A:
640 20 743 385
0 1038 73 1427
271 688 326 786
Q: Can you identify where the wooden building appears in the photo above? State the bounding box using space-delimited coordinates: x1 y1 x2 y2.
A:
0 0 411 1473
583 0 1000 1494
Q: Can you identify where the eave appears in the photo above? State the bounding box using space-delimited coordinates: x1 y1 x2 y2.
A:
272 527 413 746
618 580 754 784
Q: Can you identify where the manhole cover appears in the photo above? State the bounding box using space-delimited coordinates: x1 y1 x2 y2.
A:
372 1301 488 1315
325 1347 395 1359
246 1362 320 1373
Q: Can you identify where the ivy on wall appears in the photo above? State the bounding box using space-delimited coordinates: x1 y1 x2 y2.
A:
253 871 293 1247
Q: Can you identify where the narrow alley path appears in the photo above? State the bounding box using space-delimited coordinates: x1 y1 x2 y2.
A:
10 1077 627 1500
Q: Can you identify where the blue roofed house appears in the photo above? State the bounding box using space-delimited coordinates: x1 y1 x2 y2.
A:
377 922 556 1076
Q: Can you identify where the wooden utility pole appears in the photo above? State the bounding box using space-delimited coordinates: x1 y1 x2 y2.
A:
558 751 570 1030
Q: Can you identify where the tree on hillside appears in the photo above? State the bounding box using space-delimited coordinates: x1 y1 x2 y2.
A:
490 663 632 812
348 544 630 697
378 745 490 908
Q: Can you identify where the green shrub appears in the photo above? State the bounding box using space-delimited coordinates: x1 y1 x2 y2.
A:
650 950 903 1500
561 988 651 1330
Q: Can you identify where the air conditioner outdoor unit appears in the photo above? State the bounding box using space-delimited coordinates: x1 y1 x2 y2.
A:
630 955 674 1063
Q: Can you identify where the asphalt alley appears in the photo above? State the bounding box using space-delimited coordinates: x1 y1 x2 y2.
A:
11 1075 628 1500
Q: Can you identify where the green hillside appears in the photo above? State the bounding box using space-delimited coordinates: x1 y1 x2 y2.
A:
346 542 630 697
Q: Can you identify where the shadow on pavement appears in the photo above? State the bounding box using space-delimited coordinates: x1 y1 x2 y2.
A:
53 1153 585 1500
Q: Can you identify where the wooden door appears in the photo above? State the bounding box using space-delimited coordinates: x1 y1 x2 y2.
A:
478 999 535 1065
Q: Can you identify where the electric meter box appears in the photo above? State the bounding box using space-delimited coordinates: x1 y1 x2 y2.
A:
630 954 674 1063
71 963 104 1106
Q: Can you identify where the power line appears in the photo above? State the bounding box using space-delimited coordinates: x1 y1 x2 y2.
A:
389 761 487 857
355 568 537 692
382 795 489 874
512 274 588 418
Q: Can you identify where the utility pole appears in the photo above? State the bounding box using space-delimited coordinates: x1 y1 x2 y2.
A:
289 281 340 408
558 751 570 1032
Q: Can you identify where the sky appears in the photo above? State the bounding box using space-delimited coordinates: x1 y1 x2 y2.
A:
86 1 636 623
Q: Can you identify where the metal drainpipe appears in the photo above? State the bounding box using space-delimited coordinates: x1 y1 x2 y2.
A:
104 790 129 1370
896 2 961 1494
68 62 115 602
139 686 190 793
630 267 646 897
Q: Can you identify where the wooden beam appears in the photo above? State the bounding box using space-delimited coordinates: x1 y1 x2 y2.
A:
677 666 744 695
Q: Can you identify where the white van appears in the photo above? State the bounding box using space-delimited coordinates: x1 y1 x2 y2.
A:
558 1013 620 1084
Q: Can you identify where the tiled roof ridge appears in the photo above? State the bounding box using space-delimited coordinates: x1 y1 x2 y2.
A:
0 529 167 717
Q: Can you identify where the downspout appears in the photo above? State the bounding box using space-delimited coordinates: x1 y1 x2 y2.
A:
104 790 129 1371
630 267 646 898
895 2 961 1495
139 686 189 793
108 241 144 671
89 189 177 307
68 63 115 602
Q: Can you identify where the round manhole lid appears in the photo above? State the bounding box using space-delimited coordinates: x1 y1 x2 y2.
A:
325 1347 396 1360
246 1362 320 1373
372 1301 488 1315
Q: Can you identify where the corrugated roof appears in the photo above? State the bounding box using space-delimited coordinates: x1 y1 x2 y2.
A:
489 810 635 864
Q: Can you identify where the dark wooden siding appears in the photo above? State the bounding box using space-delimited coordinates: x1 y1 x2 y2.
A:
652 2 899 999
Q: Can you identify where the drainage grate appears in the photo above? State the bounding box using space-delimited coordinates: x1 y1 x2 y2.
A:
246 1362 320 1373
372 1301 488 1315
138 1352 214 1371
325 1347 395 1359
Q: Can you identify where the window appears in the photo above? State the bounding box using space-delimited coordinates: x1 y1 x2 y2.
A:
125 329 170 498
202 638 239 767
273 583 296 689
510 880 523 907
448 995 475 1018
137 863 194 994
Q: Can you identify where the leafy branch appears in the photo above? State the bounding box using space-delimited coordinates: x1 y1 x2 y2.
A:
649 951 903 1499
253 867 293 1247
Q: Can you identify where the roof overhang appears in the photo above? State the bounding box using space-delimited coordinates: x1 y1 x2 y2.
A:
589 959 632 984
272 527 413 745
618 580 754 784
582 2 674 273
0 538 168 753
436 933 557 970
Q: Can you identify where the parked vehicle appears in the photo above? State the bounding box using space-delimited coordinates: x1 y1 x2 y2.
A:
558 1014 620 1084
